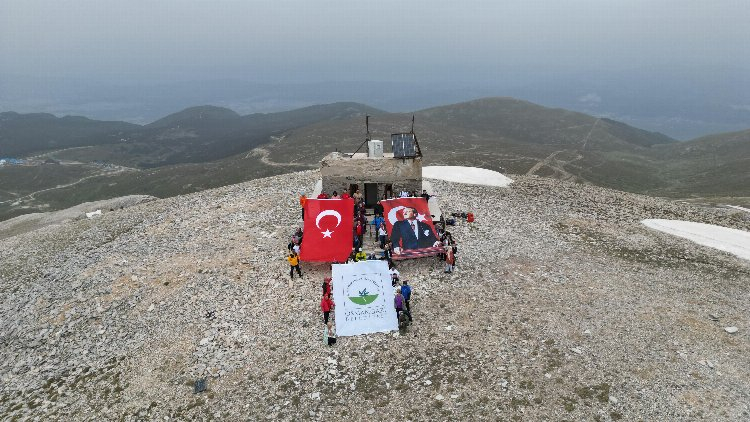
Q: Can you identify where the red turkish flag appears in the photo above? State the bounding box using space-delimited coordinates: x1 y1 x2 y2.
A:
300 198 354 262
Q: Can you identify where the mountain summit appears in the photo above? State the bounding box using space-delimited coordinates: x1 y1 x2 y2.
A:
1 169 748 419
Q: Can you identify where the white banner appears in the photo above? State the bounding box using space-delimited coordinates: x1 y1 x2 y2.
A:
332 261 398 336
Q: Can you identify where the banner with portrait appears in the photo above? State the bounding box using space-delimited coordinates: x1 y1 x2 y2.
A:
332 260 398 336
381 197 443 260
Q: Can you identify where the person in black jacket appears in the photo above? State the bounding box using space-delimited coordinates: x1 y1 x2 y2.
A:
373 200 384 217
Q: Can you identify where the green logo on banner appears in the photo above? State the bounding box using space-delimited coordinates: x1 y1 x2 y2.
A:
349 288 378 305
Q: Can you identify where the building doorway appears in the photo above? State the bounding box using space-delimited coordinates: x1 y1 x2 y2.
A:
364 183 378 206
348 184 359 197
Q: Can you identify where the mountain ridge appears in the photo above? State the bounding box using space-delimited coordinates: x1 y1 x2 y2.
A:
1 97 747 222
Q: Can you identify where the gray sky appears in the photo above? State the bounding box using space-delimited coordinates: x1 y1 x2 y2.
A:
2 0 749 84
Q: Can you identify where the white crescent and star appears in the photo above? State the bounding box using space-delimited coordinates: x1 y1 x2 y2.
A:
387 205 429 225
387 206 406 225
316 209 342 238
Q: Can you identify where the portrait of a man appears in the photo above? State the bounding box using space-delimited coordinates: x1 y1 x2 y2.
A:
390 207 441 254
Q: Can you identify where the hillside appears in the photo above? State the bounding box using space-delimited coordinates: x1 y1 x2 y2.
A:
1 171 748 420
262 98 683 192
1 97 747 223
0 112 139 156
145 105 241 129
646 128 750 197
0 103 379 221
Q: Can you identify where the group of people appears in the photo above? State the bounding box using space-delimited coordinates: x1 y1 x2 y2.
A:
298 187 458 268
318 273 416 345
393 275 413 328
289 186 458 346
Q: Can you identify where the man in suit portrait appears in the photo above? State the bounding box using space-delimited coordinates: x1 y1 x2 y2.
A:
391 207 441 254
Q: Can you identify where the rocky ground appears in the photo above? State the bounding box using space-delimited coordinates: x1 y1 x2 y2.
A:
1 170 749 421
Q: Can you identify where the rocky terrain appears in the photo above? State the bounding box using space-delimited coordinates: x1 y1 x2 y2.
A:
1 170 749 420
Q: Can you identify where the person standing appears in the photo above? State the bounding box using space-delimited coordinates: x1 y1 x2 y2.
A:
373 200 384 217
323 321 337 346
383 240 393 267
354 248 367 262
287 251 303 279
400 280 413 322
377 223 387 249
444 243 455 273
355 221 364 247
352 188 363 203
372 214 384 233
322 277 332 296
321 293 335 324
299 193 307 220
394 289 405 324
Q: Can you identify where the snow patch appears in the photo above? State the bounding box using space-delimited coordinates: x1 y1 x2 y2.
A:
642 219 750 261
423 166 513 187
725 205 750 214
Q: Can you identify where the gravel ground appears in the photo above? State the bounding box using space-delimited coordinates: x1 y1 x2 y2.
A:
1 170 749 421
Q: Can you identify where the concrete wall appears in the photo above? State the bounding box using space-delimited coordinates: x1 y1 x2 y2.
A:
320 152 422 198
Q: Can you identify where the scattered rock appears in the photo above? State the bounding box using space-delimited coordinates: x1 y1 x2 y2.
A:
2 171 749 420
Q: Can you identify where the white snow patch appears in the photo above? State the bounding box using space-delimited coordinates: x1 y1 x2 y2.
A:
422 166 513 187
642 219 750 261
725 205 750 214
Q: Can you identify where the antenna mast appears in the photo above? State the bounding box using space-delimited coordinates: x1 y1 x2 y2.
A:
351 115 371 156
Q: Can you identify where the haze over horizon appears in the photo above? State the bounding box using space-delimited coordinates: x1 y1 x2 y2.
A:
2 0 749 139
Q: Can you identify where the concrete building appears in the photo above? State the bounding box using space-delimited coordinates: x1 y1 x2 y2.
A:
320 134 423 206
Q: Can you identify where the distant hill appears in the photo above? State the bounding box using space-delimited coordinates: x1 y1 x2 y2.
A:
0 102 382 168
263 97 681 193
0 97 747 222
646 128 750 196
416 97 675 148
146 105 241 129
0 112 139 156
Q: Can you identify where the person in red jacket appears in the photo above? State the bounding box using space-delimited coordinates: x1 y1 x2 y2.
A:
322 277 332 296
321 293 335 325
355 221 364 247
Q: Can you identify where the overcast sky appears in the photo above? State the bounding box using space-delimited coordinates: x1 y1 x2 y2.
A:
2 0 749 85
